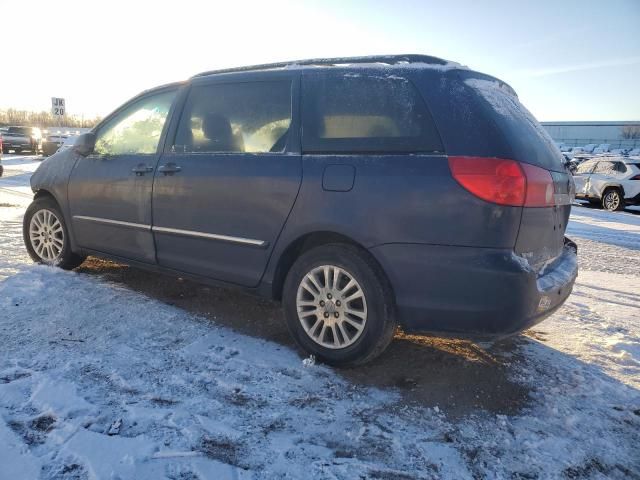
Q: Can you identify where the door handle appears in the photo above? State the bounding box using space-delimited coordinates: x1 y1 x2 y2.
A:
132 164 154 176
158 163 182 176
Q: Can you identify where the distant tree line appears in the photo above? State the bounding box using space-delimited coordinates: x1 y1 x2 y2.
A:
0 109 101 129
622 125 640 139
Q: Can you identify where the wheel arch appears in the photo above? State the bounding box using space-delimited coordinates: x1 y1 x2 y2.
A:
601 183 625 197
34 188 59 203
31 188 80 253
270 230 395 303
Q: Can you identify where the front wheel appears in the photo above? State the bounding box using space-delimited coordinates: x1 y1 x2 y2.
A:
23 197 85 269
602 188 624 211
282 244 396 366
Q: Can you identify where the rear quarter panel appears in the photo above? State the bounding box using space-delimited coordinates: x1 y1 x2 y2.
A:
262 153 523 292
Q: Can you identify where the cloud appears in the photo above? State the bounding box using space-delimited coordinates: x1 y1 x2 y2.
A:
515 56 640 78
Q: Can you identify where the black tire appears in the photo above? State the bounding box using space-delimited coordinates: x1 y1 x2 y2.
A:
282 243 397 366
23 196 86 270
601 188 625 212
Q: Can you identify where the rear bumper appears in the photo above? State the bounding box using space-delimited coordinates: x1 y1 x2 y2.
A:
369 240 578 337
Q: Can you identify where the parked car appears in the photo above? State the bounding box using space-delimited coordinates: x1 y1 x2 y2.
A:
582 143 598 154
592 143 610 154
1 126 42 154
23 54 578 365
56 135 77 154
42 134 69 156
610 148 629 155
573 156 640 211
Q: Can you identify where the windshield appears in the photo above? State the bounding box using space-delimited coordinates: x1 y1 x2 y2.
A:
8 127 31 135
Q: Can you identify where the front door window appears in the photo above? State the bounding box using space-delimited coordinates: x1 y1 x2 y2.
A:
94 90 176 156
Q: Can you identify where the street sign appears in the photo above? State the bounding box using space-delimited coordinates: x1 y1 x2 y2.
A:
51 97 65 116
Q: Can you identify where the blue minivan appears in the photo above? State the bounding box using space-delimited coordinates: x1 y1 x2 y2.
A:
24 55 577 365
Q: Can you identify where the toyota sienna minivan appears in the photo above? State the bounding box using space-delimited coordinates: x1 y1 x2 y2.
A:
24 55 578 365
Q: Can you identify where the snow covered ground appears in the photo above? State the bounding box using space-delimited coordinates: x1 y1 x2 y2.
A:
0 155 638 479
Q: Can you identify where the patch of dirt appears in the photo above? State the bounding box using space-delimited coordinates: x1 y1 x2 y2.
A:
0 371 31 383
342 333 530 417
150 396 179 406
562 458 636 479
198 436 249 469
77 257 531 417
8 413 56 445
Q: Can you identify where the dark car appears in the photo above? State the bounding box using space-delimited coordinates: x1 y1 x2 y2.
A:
24 55 578 366
42 134 69 156
1 126 41 153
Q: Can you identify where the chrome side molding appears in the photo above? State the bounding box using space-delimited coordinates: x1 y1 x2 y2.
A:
73 215 151 231
153 226 267 247
72 215 267 247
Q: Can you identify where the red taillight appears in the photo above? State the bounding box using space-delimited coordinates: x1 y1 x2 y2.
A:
630 174 640 180
448 156 554 207
521 163 555 206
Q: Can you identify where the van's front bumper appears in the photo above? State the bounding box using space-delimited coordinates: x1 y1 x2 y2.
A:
369 240 578 336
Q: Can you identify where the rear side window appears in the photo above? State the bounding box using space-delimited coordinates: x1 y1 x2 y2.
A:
302 74 443 153
174 81 292 153
575 160 598 174
594 160 626 175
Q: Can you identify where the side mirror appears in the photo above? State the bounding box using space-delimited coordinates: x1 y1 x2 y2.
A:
73 132 96 156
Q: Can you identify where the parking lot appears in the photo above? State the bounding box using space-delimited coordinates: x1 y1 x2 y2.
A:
1 154 639 479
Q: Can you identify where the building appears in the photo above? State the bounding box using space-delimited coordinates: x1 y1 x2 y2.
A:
541 121 640 149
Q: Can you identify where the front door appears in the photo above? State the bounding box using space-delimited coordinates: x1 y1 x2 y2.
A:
152 77 301 287
572 159 598 197
68 88 177 262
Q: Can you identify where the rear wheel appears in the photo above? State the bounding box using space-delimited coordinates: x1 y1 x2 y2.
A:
283 244 396 366
23 197 86 269
602 188 624 211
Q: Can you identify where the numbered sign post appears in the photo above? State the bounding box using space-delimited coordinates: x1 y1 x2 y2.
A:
51 97 65 128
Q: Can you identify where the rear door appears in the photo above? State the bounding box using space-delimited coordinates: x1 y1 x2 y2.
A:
151 75 302 286
68 88 177 262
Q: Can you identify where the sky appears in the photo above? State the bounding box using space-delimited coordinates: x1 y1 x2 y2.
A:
0 0 638 121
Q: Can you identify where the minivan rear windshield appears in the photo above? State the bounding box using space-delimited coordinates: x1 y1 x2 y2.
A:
464 77 565 172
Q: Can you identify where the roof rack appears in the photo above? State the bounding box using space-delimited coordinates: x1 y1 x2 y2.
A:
192 54 449 78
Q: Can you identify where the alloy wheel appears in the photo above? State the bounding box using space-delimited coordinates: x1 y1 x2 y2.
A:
603 191 620 211
29 209 64 262
296 265 368 349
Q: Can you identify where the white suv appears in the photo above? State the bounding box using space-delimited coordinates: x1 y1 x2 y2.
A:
573 157 640 211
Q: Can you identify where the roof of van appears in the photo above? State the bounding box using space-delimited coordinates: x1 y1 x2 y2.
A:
192 54 466 78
